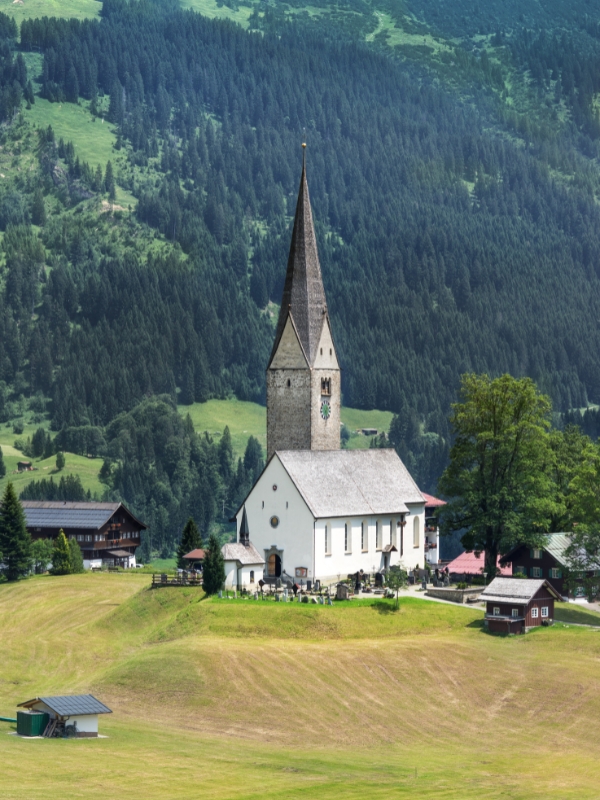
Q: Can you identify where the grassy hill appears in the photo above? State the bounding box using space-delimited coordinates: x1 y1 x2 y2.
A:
2 574 600 798
179 399 393 457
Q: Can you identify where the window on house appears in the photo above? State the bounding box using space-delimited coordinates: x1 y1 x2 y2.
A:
325 525 330 555
321 378 331 396
250 570 254 583
515 565 526 575
413 516 420 548
531 607 539 618
493 607 500 616
532 549 543 559
511 609 519 618
550 568 561 579
532 567 542 578
541 606 549 618
376 522 382 551
361 522 367 552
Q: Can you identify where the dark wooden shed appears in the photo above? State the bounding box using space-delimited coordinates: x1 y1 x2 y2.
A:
481 577 562 634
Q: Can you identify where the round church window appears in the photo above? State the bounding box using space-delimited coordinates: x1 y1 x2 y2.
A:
270 516 280 528
272 484 278 491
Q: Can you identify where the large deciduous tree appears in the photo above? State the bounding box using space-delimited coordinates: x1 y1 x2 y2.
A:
0 482 32 580
438 374 555 576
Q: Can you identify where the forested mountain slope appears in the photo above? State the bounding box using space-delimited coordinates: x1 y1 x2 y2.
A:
1 0 600 523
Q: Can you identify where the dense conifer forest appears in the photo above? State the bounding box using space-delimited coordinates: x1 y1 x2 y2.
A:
1 0 600 549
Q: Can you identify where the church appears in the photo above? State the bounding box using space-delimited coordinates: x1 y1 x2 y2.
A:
233 150 425 587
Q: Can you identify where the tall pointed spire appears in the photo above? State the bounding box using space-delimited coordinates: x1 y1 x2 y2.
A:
239 505 250 546
269 145 328 366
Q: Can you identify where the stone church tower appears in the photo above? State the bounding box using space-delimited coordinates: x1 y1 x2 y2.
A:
266 150 341 460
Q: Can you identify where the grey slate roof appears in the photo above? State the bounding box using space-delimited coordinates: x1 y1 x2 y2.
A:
21 501 146 530
18 694 112 716
277 449 424 518
481 577 560 604
268 155 329 368
222 541 265 565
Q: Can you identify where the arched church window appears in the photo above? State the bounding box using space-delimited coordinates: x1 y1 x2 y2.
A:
321 378 331 396
413 516 420 548
250 570 254 583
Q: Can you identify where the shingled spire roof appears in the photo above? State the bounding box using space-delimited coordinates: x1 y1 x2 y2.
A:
269 149 328 367
239 505 250 546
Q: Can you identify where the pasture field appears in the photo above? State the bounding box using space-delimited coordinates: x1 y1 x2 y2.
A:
0 0 100 24
2 574 600 798
179 398 393 457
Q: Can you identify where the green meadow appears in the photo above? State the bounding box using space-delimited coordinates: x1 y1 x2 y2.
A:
0 0 100 25
2 574 600 798
179 398 393 457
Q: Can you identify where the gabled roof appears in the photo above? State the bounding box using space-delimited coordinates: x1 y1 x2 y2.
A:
276 449 424 518
18 694 112 716
499 533 572 568
183 548 206 560
21 501 146 531
222 542 265 566
481 577 561 604
268 153 329 368
446 551 512 576
422 493 446 508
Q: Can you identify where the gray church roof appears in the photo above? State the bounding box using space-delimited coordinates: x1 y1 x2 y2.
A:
277 449 424 519
268 152 329 367
222 542 265 565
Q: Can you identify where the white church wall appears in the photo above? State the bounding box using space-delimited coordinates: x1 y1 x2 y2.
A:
223 561 238 589
313 506 425 582
236 456 315 582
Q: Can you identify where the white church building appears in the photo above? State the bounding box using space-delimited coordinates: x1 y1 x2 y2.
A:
233 149 426 586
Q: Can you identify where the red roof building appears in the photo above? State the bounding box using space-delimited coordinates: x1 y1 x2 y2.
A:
446 550 512 577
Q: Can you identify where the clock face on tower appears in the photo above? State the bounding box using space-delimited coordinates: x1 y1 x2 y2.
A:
320 400 331 420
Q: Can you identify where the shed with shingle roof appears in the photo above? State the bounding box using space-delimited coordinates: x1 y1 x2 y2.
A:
18 694 112 737
481 577 561 634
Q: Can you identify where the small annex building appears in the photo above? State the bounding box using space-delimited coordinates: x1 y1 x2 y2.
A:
21 501 146 569
17 694 112 737
182 548 206 570
222 507 265 590
481 577 561 634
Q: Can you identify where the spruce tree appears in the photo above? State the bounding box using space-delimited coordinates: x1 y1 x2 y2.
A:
0 445 5 479
31 187 46 227
0 482 32 581
177 517 202 569
69 538 85 573
51 530 72 575
202 531 225 595
56 451 65 471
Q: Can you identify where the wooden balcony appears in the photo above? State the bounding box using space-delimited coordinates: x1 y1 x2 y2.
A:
92 537 140 550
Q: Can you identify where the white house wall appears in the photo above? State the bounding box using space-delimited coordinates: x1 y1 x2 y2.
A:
237 457 315 582
238 456 425 584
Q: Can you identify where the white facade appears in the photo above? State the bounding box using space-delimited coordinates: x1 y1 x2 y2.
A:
28 701 99 735
223 561 261 590
236 454 425 584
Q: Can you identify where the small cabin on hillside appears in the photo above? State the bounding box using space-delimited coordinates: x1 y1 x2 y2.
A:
499 534 597 600
481 577 561 634
21 501 146 569
17 694 112 737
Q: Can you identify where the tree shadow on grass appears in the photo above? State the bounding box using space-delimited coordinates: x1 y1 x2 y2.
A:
371 600 400 614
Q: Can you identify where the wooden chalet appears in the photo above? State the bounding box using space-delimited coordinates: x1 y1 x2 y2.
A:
21 501 146 569
499 534 598 600
481 577 561 634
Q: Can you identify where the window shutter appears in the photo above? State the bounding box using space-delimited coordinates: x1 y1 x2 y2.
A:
558 569 562 579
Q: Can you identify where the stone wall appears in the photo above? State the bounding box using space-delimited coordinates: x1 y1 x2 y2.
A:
266 369 311 459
